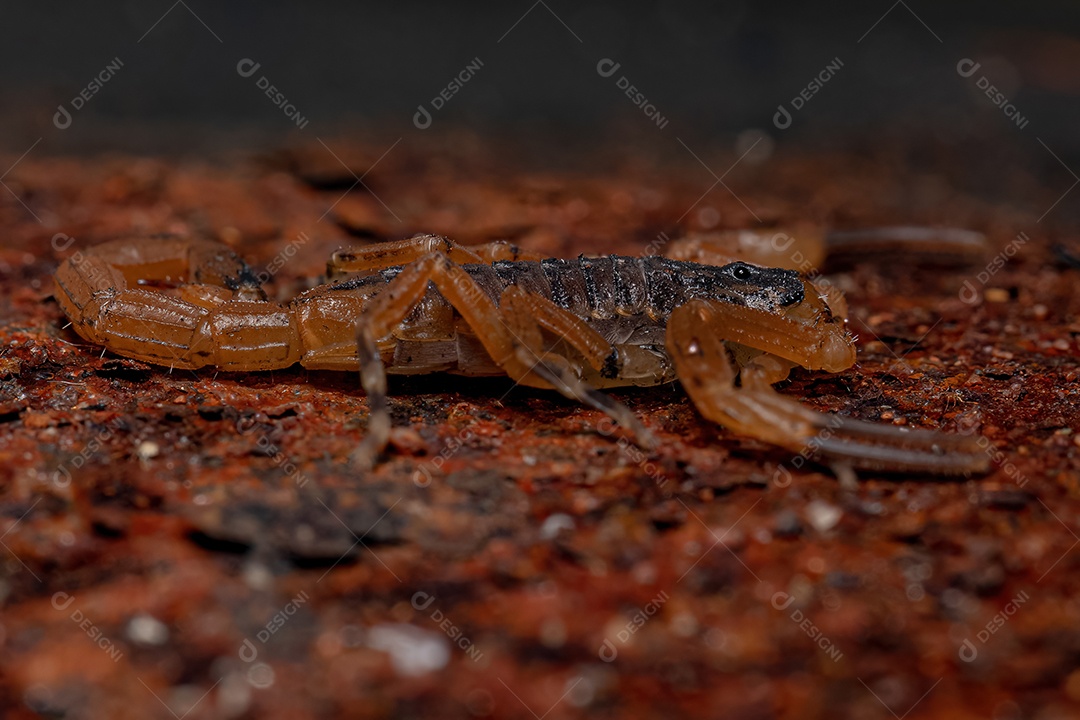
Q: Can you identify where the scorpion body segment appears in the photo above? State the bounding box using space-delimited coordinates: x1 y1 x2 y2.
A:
485 255 805 320
54 233 988 476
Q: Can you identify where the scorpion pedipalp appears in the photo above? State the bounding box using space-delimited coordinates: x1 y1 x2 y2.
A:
666 298 987 474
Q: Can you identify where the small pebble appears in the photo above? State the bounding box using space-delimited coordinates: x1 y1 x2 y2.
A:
0 357 21 378
985 288 1009 303
126 614 169 646
805 500 842 533
388 427 426 456
539 513 574 540
366 624 449 677
136 441 160 460
539 617 567 648
242 562 274 591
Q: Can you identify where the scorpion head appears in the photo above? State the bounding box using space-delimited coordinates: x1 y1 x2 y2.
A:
713 261 805 311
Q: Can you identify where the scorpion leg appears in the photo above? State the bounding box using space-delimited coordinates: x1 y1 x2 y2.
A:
499 287 657 449
665 224 827 271
666 225 986 272
328 234 545 279
329 234 485 278
468 241 546 263
824 227 986 267
666 300 988 475
350 252 648 468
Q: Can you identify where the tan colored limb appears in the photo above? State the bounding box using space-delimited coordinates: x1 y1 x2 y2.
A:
665 224 827 271
467 240 546 263
350 253 653 467
498 287 674 388
329 234 484 278
701 293 856 374
824 227 986 266
349 253 551 467
499 287 614 371
499 287 656 449
329 235 547 279
663 237 742 267
666 300 989 475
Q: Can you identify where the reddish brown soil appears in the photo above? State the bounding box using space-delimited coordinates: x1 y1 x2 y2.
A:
1 134 1078 719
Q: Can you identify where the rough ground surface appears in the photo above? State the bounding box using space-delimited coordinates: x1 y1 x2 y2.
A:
1 134 1078 719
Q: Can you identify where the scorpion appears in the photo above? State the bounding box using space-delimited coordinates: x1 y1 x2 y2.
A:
53 232 988 476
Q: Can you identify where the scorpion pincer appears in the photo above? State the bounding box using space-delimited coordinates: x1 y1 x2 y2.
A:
53 233 989 476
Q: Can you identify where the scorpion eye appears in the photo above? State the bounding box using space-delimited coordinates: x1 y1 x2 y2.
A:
731 264 752 281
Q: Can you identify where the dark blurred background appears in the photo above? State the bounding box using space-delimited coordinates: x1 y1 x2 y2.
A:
1 1 1079 168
